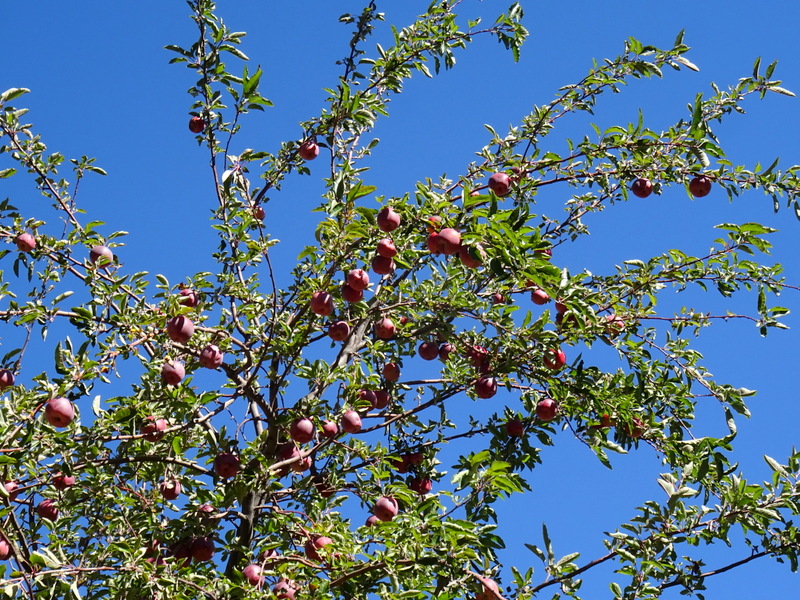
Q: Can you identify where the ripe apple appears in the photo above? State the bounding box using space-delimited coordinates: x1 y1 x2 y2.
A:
364 515 379 527
530 288 550 305
3 481 19 502
346 268 370 291
631 178 653 198
166 315 194 343
160 479 181 501
376 238 397 258
373 496 399 522
198 344 224 369
191 536 215 562
304 535 333 562
340 410 362 434
273 579 297 600
505 419 525 437
534 247 552 259
0 537 10 560
321 420 339 438
409 477 432 495
214 453 240 478
418 341 440 361
689 175 712 198
290 418 315 444
178 288 199 308
89 245 113 266
52 472 76 491
376 206 401 232
374 316 396 339
604 313 626 337
15 233 36 252
492 293 506 305
44 397 74 428
467 346 490 371
475 576 501 600
543 348 566 371
242 564 264 587
536 398 558 421
188 116 205 133
328 320 351 341
371 255 395 275
426 215 442 233
392 455 411 473
169 538 193 568
406 451 423 465
435 228 461 255
310 291 334 316
426 233 442 255
458 244 485 269
373 389 390 409
623 417 646 439
37 498 59 521
161 360 185 385
341 283 364 303
382 362 401 382
298 139 320 161
555 301 567 314
252 204 266 221
488 172 511 196
0 369 15 389
438 343 454 361
357 388 377 408
475 377 498 399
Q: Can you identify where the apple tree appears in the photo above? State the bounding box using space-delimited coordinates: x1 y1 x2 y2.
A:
1 1 800 599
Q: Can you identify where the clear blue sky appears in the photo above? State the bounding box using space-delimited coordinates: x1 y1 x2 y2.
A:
3 0 800 596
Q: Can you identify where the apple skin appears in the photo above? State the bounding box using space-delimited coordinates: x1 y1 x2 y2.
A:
382 362 401 382
169 538 193 568
475 377 498 399
373 496 399 522
252 204 266 221
161 360 185 386
475 576 502 600
689 175 712 198
358 389 377 408
36 499 59 521
214 453 240 478
435 228 461 255
505 419 525 437
188 116 205 133
178 288 199 308
3 481 19 502
536 398 558 421
373 389 390 409
438 343 454 361
426 215 443 233
0 537 11 560
290 418 315 444
0 369 15 389
418 341 440 361
376 238 398 258
371 255 395 275
530 288 550 305
542 348 566 371
488 172 511 196
603 313 626 337
623 417 646 439
89 245 113 266
198 344 224 369
298 139 320 161
534 247 552 260
426 233 442 255
310 291 335 316
466 346 490 372
160 479 181 501
166 315 195 343
409 477 432 495
458 244 485 269
190 536 215 562
374 317 396 340
340 410 362 434
631 178 653 198
346 268 370 291
52 473 76 491
328 320 351 341
304 535 333 562
364 515 379 527
44 397 74 428
242 564 264 587
273 579 298 600
15 233 36 252
376 207 401 232
341 283 364 303
321 420 339 438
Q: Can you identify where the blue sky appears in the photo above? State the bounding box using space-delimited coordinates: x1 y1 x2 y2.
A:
3 0 800 596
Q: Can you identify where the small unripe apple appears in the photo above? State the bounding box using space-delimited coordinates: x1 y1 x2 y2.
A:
242 564 264 587
371 255 395 275
36 499 59 521
304 535 333 562
198 344 224 369
458 244 485 269
536 398 558 421
160 479 181 501
475 576 501 600
44 397 74 428
373 495 399 522
488 172 511 196
0 537 11 560
0 369 15 390
188 116 205 133
418 341 440 361
191 536 215 562
328 320 351 341
376 238 397 258
252 204 266 221
310 291 335 316
530 288 550 305
273 579 297 600
346 268 370 291
382 362 400 382
376 207 401 232
340 410 362 434
321 420 339 438
506 419 525 437
178 288 199 308
89 245 113 266
435 228 461 255
543 348 566 371
689 175 712 198
166 315 194 343
15 233 36 252
409 477 432 495
161 360 185 386
3 481 19 502
214 453 240 478
475 377 498 399
373 389 390 409
52 472 76 491
374 317 396 339
341 283 363 303
631 178 653 198
290 418 315 444
298 138 319 160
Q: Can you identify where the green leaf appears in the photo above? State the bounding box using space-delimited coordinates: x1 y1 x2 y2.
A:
0 87 30 103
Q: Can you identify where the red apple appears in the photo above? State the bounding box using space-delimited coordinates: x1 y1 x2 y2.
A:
328 320 351 341
214 453 240 478
188 116 205 133
310 291 334 316
492 293 505 305
488 172 511 196
377 207 401 232
290 418 315 444
406 452 423 465
178 288 199 308
467 346 490 371
382 362 401 382
169 538 193 568
52 472 76 491
371 255 395 275
373 389 390 409
534 247 552 259
426 215 443 233
409 477 432 495
3 481 19 502
321 420 339 438
631 178 653 198
438 343 454 361
36 499 58 521
435 228 461 255
426 233 442 255
161 360 185 385
89 245 113 266
0 369 15 389
392 455 411 474
476 576 502 600
191 536 215 562
198 344 224 369
273 579 297 600
536 398 558 421
604 313 626 337
341 283 364 303
357 389 377 408
373 496 399 522
160 479 181 501
252 204 266 221
298 138 319 161
374 317 396 339
346 268 370 291
166 315 194 343
44 397 74 428
458 244 485 269
555 301 567 314
689 175 712 198
623 417 646 439
242 564 264 587
543 348 566 371
475 377 498 399
376 238 397 258
364 515 379 527
418 341 440 361
0 537 10 560
530 288 550 305
506 419 525 437
304 535 333 562
15 233 35 252
340 410 362 434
